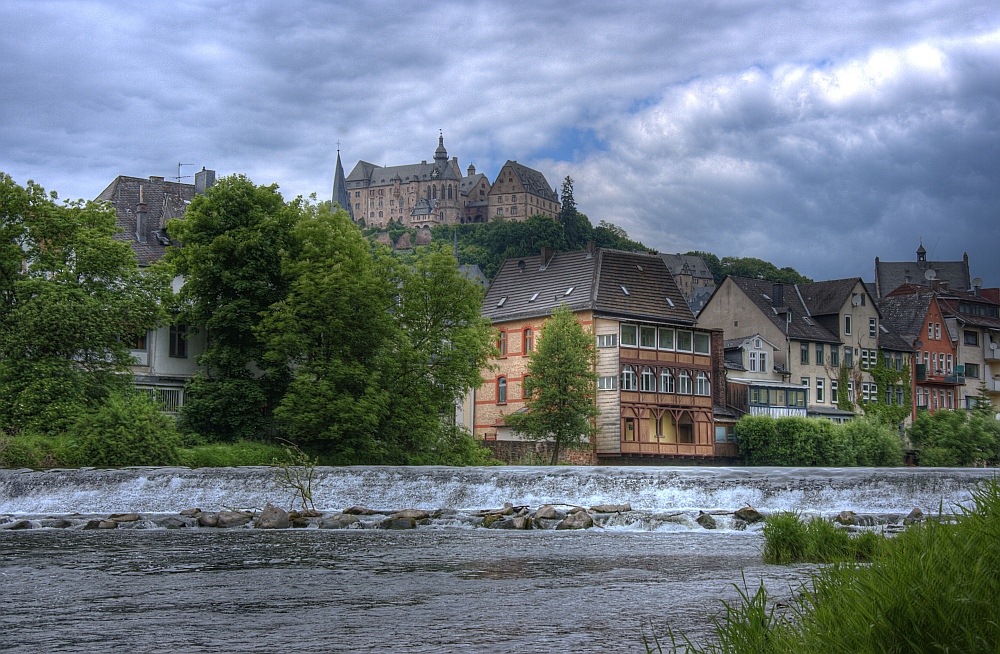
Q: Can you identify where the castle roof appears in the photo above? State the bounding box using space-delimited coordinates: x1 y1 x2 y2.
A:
499 161 558 201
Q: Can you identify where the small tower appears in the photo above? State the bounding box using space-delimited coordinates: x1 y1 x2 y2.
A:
434 130 448 168
917 239 927 262
331 148 353 221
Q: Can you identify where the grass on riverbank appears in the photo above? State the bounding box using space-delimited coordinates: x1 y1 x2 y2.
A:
762 512 886 564
649 480 1000 653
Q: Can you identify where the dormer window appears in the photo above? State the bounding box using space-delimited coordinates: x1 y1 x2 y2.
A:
529 292 539 302
620 285 630 296
497 296 507 307
565 287 574 296
665 298 675 307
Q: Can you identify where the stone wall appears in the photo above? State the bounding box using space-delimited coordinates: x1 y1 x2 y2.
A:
481 440 596 466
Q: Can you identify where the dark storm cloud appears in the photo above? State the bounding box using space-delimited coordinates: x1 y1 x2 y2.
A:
1 0 997 282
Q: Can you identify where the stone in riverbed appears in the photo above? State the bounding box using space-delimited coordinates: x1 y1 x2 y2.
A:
391 509 432 520
319 514 360 529
556 511 593 530
533 505 562 520
733 507 763 524
696 511 717 530
379 516 416 530
590 503 631 514
179 508 201 517
216 510 252 528
482 514 504 528
97 519 117 529
834 510 857 526
197 513 219 527
0 519 33 530
109 513 141 523
904 508 924 524
155 516 190 529
343 506 381 515
255 504 290 530
39 518 73 529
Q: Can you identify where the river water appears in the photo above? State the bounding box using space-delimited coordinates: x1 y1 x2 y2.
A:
1 466 994 653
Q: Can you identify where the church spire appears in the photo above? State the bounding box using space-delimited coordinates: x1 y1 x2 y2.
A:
332 147 352 221
434 130 448 165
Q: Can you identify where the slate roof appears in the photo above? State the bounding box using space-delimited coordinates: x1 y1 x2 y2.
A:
687 286 716 315
797 278 872 317
96 176 196 266
501 161 558 201
890 284 1000 332
482 248 693 325
660 253 715 282
460 173 487 194
331 151 352 220
726 277 841 344
875 254 971 297
877 294 932 342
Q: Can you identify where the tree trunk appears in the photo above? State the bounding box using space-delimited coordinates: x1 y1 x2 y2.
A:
550 442 560 466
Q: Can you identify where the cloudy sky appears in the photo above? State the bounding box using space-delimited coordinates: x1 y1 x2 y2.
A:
2 1 998 283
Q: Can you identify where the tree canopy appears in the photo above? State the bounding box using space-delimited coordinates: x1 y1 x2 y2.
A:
506 305 599 464
0 174 166 431
685 251 812 285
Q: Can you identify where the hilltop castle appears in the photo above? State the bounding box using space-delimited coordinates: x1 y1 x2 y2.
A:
332 134 560 230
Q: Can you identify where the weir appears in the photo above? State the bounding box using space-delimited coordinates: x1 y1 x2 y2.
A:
0 466 994 516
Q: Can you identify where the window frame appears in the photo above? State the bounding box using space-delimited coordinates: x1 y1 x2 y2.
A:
497 377 507 404
678 370 693 395
695 371 711 396
169 325 187 358
657 327 675 351
659 368 675 393
620 324 638 348
621 365 637 391
676 330 693 353
523 328 533 354
640 366 657 392
639 326 657 349
497 331 508 357
693 332 710 355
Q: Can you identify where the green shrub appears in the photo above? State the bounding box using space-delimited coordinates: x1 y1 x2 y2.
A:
0 430 79 468
70 392 181 467
405 425 497 466
178 440 288 467
762 512 809 564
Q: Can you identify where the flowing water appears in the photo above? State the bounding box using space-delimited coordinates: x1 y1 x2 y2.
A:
1 466 994 653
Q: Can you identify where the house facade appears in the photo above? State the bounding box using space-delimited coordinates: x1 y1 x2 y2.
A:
476 246 728 462
96 170 214 410
699 276 914 423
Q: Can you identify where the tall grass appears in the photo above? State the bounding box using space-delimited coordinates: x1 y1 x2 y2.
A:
649 480 1000 653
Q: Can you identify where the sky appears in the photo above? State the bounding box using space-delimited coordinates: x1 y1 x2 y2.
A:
2 1 998 284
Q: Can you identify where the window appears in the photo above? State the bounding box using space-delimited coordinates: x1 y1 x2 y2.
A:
966 363 980 379
659 369 675 393
640 326 657 349
749 351 759 372
800 342 810 365
844 347 853 367
815 343 824 366
523 328 533 354
621 366 637 391
928 323 934 339
497 331 507 356
624 418 636 442
598 376 617 391
845 315 852 335
497 377 507 404
620 324 638 347
830 347 839 367
869 317 877 338
816 378 825 402
169 325 187 358
848 381 854 401
831 379 839 403
788 389 806 407
861 349 870 369
658 328 675 351
932 352 939 373
596 334 617 348
640 367 656 392
896 385 904 406
128 331 148 350
678 370 693 395
935 323 941 340
522 376 532 398
965 331 979 346
676 330 693 352
694 333 710 355
946 354 953 374
715 425 736 443
760 352 768 373
801 377 810 403
695 372 711 396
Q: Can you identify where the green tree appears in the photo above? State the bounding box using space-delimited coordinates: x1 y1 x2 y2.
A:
719 256 812 284
165 175 299 441
558 176 593 249
506 305 598 464
0 174 166 432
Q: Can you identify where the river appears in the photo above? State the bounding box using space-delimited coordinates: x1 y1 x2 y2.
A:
1 466 993 653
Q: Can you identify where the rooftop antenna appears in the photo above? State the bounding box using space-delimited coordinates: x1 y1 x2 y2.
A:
172 163 194 183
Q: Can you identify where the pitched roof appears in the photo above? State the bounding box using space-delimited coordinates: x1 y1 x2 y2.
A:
460 173 487 194
875 254 971 297
482 248 693 325
331 151 352 220
500 161 558 201
877 294 932 342
96 175 196 266
726 276 841 343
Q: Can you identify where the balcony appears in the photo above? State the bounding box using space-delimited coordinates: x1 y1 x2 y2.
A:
915 364 927 381
943 373 966 385
988 379 1000 394
986 344 1000 362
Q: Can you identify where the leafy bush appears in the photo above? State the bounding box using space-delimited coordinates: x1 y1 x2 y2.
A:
178 440 288 467
405 425 496 466
842 417 903 467
0 430 79 468
909 409 1000 466
70 392 181 467
736 415 903 467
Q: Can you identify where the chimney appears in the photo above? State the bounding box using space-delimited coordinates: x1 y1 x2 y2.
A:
135 185 147 243
586 240 596 256
149 175 164 183
772 284 783 308
194 167 215 195
539 246 554 269
931 279 940 292
974 281 982 297
939 280 949 292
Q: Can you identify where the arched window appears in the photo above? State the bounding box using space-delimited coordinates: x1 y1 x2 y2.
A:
659 369 675 393
497 331 507 356
621 365 637 391
497 377 507 404
448 185 453 199
678 370 693 395
522 375 531 398
640 366 656 392
695 371 711 396
523 328 533 353
432 186 437 199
